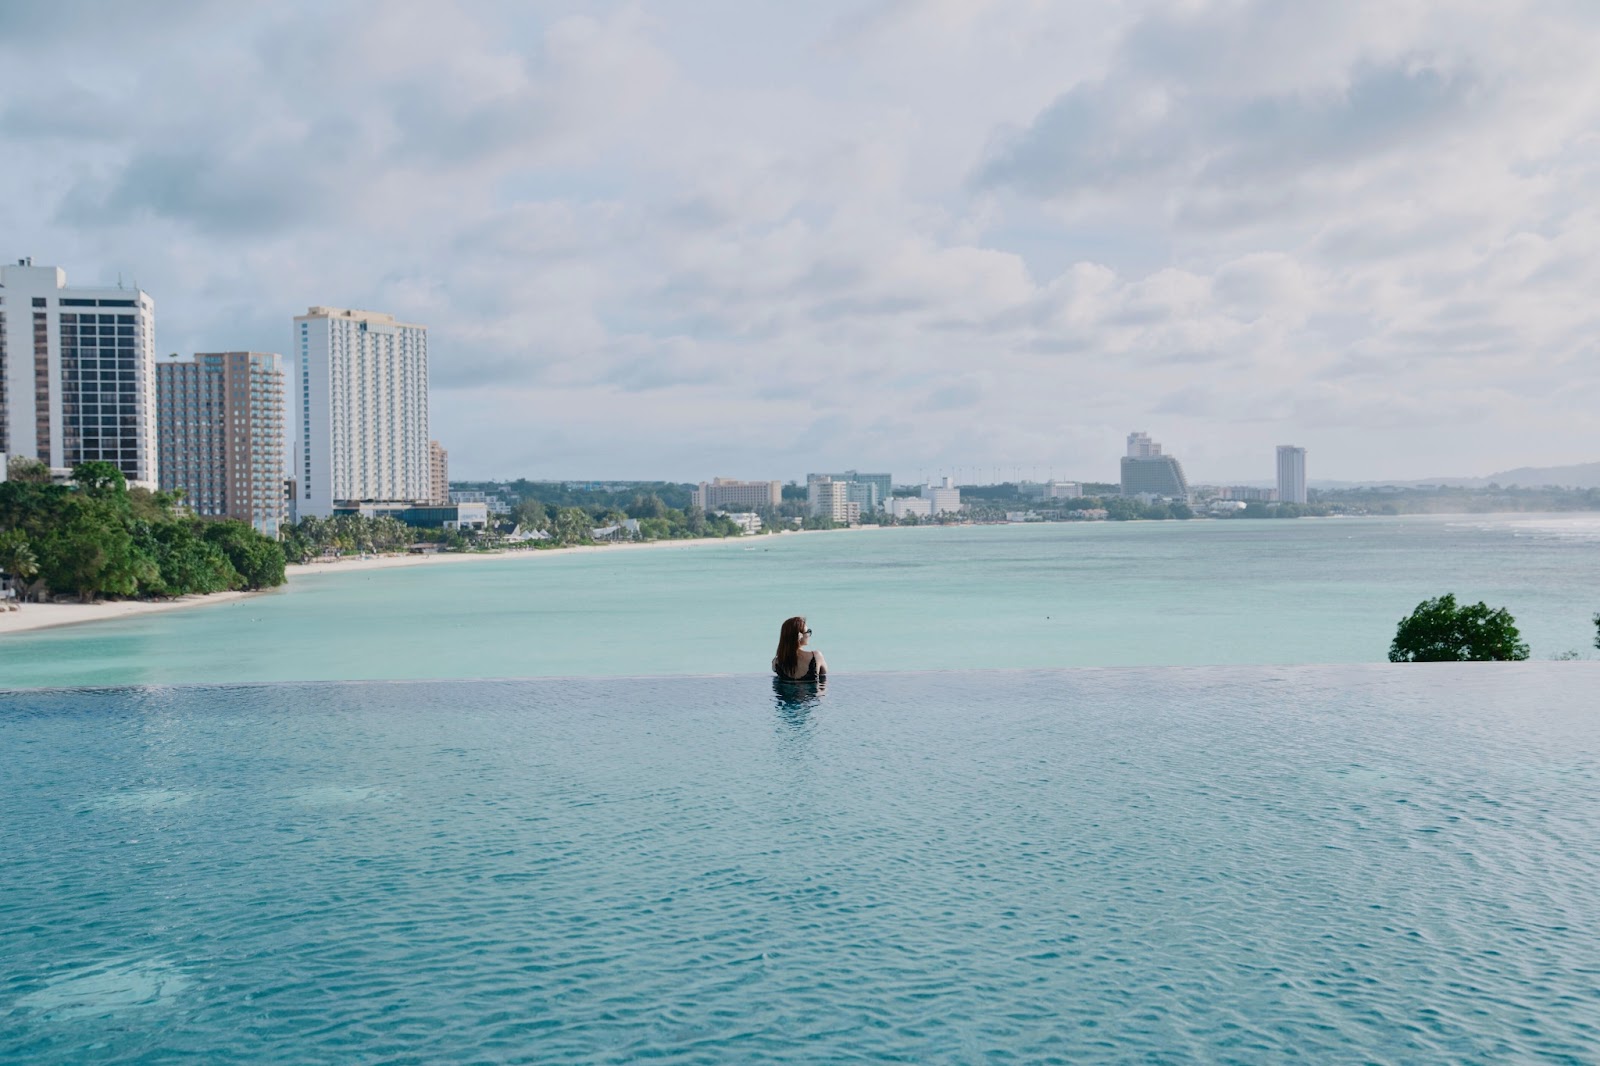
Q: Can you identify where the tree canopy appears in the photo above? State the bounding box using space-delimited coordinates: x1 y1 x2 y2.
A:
0 462 286 602
1389 594 1530 662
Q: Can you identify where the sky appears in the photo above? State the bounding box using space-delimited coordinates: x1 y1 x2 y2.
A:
2 0 1597 484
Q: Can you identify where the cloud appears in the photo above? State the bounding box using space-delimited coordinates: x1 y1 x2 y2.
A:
2 0 1598 482
974 58 1484 216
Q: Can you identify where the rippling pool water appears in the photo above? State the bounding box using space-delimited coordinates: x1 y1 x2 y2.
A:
4 666 1599 1062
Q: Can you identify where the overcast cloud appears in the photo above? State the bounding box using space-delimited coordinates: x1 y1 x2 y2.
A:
2 0 1596 482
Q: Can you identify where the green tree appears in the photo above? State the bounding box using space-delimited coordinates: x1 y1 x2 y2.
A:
512 499 549 531
1103 497 1141 521
7 455 52 484
35 497 153 601
551 507 594 545
0 528 40 599
203 519 287 589
136 521 237 595
1389 593 1530 662
71 460 127 495
626 494 668 520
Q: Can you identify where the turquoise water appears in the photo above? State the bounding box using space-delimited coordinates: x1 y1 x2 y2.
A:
4 667 1599 1062
3 513 1600 688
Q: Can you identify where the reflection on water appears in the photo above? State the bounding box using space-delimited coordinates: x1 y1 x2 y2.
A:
771 676 827 720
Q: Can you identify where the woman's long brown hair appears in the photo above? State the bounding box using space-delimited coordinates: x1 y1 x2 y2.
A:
775 616 806 678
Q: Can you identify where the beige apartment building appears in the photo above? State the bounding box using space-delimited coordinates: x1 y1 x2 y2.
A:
691 477 782 511
807 478 860 524
157 351 287 536
429 439 449 504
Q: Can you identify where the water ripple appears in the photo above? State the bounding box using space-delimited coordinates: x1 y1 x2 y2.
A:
2 666 1599 1062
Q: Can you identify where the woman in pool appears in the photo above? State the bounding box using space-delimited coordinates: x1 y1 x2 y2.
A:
773 616 827 681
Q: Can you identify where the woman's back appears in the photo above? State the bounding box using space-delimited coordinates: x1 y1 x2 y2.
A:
772 649 824 681
772 616 826 681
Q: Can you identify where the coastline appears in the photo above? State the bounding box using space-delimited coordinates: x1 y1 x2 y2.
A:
0 589 261 637
0 527 876 637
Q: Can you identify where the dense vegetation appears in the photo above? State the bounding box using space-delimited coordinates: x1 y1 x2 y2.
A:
280 514 420 562
509 494 744 544
1389 594 1530 662
456 479 698 513
0 458 285 602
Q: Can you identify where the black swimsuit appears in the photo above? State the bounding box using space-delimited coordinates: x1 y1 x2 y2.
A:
774 655 823 681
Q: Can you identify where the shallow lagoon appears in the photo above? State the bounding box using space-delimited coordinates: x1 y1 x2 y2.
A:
4 666 1598 1062
4 513 1600 689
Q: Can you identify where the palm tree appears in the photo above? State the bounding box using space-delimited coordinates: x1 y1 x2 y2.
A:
0 529 41 603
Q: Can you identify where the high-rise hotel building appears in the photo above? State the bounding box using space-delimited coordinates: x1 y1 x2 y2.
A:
1120 431 1191 499
1276 445 1307 505
157 352 287 536
294 306 429 518
0 259 157 486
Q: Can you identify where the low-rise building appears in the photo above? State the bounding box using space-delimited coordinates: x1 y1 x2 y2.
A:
1218 486 1277 502
887 496 933 519
450 489 512 515
335 501 488 529
718 511 763 535
591 519 641 541
1045 480 1082 499
692 477 782 511
921 476 962 515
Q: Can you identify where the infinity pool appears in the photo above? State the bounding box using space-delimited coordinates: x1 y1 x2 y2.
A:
4 667 1598 1062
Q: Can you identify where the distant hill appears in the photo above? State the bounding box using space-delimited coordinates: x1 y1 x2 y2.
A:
1308 460 1600 491
1480 461 1600 489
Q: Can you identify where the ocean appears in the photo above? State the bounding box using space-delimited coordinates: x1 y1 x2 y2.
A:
3 513 1598 688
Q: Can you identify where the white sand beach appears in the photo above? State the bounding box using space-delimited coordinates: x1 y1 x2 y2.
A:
0 527 874 636
0 590 260 636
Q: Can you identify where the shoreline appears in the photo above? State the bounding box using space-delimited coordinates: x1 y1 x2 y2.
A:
0 589 261 637
0 527 876 637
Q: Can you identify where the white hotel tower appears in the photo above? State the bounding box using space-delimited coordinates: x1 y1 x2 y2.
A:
294 306 429 518
0 258 158 486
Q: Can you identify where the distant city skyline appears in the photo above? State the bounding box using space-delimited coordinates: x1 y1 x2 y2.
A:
3 3 1595 483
